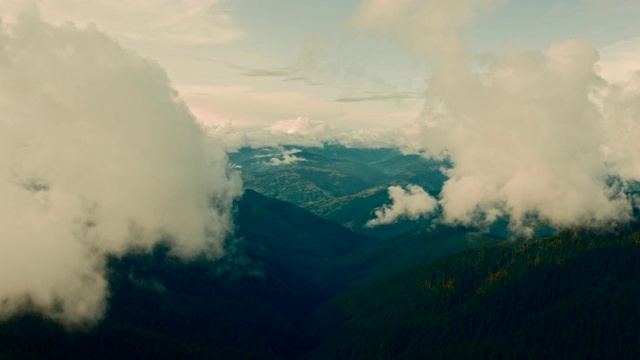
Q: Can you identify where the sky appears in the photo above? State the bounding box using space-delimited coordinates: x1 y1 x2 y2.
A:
14 0 640 130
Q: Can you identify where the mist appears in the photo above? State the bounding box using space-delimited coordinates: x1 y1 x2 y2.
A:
353 0 640 233
0 9 240 325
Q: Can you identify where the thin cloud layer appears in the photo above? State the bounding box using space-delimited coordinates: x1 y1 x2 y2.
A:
353 0 640 233
599 38 640 84
11 0 242 45
367 185 438 227
0 10 240 325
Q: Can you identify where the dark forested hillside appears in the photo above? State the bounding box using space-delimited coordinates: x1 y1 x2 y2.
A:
316 225 501 291
1 189 639 359
304 228 640 359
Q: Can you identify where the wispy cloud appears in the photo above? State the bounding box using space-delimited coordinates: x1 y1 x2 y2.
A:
243 68 291 77
32 0 243 45
599 37 640 83
176 85 345 128
335 91 422 103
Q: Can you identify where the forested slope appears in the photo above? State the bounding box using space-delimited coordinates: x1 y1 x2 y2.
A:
305 228 640 359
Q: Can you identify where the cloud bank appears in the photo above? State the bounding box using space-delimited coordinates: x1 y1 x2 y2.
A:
353 0 640 234
0 10 240 325
208 116 404 151
367 185 438 227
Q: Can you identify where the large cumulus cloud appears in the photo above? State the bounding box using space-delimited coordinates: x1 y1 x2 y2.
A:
0 9 240 325
353 0 640 234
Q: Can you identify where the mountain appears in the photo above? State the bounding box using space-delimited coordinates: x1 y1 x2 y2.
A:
235 189 373 295
304 227 640 359
317 225 502 291
231 147 390 205
0 190 373 359
229 145 449 236
1 190 639 359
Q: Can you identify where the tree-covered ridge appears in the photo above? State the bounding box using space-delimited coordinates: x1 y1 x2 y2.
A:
1 187 639 359
305 228 640 359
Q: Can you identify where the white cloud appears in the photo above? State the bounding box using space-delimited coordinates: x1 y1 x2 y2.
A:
268 117 330 135
206 116 338 149
265 148 306 166
206 116 405 151
353 0 639 233
600 73 640 181
175 85 346 129
5 0 242 45
367 185 438 226
0 9 240 325
351 0 503 83
599 38 640 83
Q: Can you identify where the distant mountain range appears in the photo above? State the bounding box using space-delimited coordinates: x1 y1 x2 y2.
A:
229 145 450 238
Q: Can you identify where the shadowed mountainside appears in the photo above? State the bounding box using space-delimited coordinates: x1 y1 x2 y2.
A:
1 192 639 359
0 190 373 359
304 227 640 359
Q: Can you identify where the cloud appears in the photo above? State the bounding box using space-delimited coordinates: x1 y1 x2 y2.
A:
0 9 240 325
599 38 640 83
243 68 291 78
600 74 640 181
268 117 333 136
367 185 438 227
335 91 422 103
351 0 502 73
19 0 242 45
237 37 352 84
219 117 344 149
353 0 639 234
264 148 306 166
206 116 407 151
175 85 346 128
